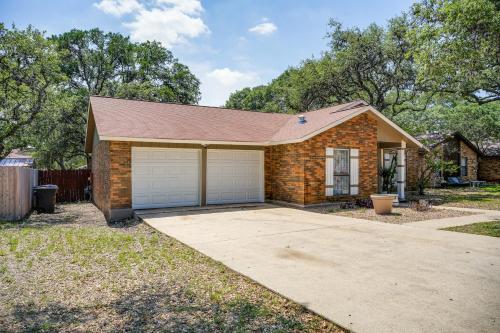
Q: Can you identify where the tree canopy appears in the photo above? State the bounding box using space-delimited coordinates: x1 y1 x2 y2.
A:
1 0 499 167
0 24 62 159
225 0 499 146
409 0 500 104
27 28 201 169
226 17 432 116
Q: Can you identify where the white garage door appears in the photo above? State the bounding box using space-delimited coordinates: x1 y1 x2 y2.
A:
207 149 264 204
131 147 200 209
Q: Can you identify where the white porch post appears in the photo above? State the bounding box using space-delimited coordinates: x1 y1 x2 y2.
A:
397 141 406 201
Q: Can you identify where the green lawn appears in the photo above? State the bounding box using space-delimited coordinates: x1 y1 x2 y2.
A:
409 184 500 210
442 221 500 237
0 204 342 333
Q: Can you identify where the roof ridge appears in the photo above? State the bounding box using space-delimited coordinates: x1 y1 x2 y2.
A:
90 95 291 116
90 95 366 117
295 100 368 115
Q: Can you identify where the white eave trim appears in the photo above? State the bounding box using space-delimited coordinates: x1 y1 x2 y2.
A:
99 136 269 146
98 106 424 148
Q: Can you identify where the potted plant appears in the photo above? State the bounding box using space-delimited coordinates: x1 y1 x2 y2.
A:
371 155 397 214
379 154 397 194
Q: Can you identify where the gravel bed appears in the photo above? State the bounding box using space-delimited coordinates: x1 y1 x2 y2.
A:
310 206 476 224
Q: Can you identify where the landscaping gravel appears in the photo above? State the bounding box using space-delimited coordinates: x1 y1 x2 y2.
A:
310 206 476 224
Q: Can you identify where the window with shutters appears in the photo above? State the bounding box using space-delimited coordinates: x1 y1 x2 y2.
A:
333 149 350 195
326 148 358 197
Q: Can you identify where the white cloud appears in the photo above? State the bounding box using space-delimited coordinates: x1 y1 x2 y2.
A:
197 67 262 106
94 0 143 17
95 0 208 47
249 22 277 35
206 68 259 87
125 7 208 47
156 0 203 14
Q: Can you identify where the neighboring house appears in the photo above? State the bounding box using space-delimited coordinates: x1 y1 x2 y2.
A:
407 132 500 188
85 96 423 221
478 142 500 182
0 150 35 168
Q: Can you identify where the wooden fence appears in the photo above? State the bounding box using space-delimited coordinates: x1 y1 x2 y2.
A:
0 167 38 221
38 170 91 203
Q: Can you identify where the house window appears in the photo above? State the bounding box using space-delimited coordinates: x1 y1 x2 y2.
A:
333 149 350 195
460 157 468 177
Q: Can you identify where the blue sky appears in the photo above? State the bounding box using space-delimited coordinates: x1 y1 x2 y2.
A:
1 0 415 106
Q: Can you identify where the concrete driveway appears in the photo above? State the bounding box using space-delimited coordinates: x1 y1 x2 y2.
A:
138 205 500 333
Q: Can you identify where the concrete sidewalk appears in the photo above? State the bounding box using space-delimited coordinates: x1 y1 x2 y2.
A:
407 206 500 229
138 205 500 333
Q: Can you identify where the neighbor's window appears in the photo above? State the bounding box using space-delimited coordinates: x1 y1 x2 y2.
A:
333 149 350 195
461 157 468 177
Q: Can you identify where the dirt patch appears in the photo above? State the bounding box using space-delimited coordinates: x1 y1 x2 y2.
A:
0 203 342 333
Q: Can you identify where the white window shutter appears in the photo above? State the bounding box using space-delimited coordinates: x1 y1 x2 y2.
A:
350 148 359 195
325 148 333 196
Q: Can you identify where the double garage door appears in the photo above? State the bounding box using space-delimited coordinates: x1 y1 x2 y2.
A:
131 147 264 209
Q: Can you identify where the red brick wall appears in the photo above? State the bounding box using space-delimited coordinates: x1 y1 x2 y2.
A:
265 144 305 204
460 141 478 181
109 141 132 209
406 148 425 190
479 157 500 182
91 141 111 219
265 113 378 205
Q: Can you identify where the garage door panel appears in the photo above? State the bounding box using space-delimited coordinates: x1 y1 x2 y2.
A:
206 192 219 202
133 195 151 206
133 166 152 176
133 183 151 192
207 149 263 205
151 194 169 204
133 151 150 160
234 192 247 201
132 147 200 209
151 180 169 190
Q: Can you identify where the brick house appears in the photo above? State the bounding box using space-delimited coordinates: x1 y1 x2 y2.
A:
479 155 500 182
406 132 500 189
85 96 423 221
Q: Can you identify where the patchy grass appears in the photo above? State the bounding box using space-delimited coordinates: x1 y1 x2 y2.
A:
315 206 475 224
408 184 500 210
0 204 342 333
441 221 500 237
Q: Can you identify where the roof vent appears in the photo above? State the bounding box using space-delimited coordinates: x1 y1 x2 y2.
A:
298 114 306 124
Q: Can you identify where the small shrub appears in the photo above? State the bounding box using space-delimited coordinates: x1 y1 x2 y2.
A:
340 201 355 209
356 198 374 208
410 199 432 212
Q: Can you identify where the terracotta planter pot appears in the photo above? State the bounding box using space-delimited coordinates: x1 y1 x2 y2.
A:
370 194 397 215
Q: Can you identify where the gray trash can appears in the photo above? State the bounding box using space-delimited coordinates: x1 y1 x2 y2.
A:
34 185 58 213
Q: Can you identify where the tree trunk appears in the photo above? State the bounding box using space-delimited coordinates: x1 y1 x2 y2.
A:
418 182 425 195
57 158 66 170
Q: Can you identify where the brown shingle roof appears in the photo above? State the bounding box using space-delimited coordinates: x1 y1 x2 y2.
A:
89 96 374 145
